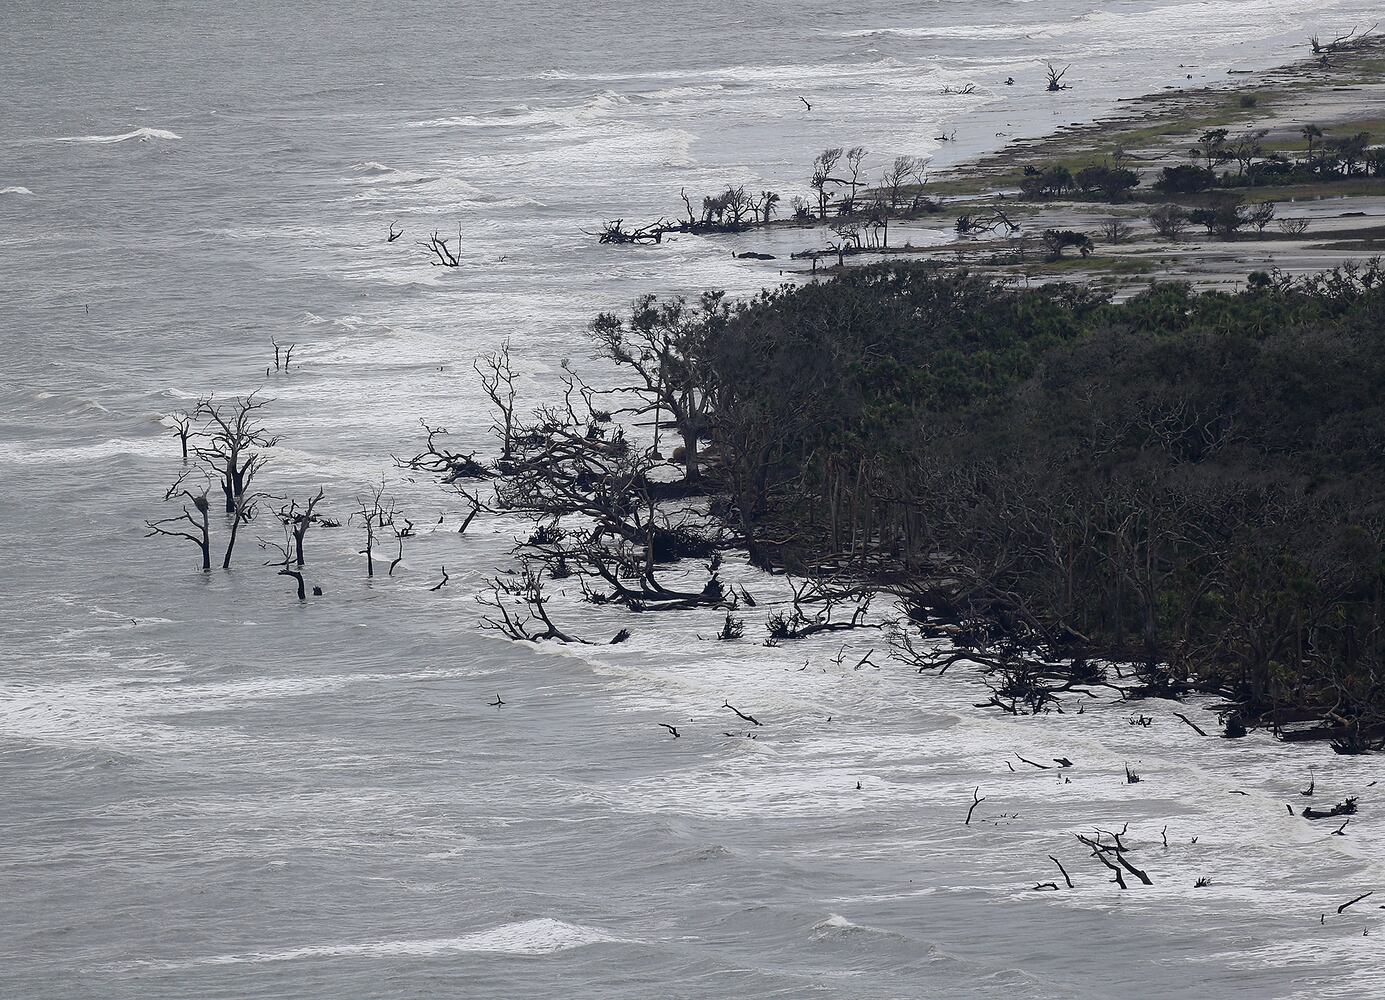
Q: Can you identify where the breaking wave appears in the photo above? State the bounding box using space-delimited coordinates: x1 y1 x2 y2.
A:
168 918 626 965
54 127 182 144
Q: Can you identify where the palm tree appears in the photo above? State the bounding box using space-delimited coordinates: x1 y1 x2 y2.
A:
759 191 781 224
1301 124 1323 164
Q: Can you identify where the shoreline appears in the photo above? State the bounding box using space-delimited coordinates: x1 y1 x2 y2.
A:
665 33 1385 291
855 33 1385 290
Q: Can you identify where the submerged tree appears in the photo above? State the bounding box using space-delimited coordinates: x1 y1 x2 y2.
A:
352 480 399 578
194 392 279 514
221 453 267 569
170 410 194 461
145 471 214 571
274 487 328 567
261 522 307 601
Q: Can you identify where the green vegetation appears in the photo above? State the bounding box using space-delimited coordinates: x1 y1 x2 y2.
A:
704 263 1385 748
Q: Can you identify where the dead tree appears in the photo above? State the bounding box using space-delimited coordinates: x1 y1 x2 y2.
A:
752 190 781 224
1045 62 1071 92
274 487 327 567
222 453 267 569
352 480 399 578
194 392 280 513
448 485 482 534
261 523 306 600
476 562 590 643
145 471 214 571
387 222 403 243
395 421 491 482
596 218 669 244
834 146 868 214
965 786 986 825
270 336 296 371
419 224 464 266
1310 22 1379 54
764 577 879 644
955 207 1020 237
492 371 729 611
1303 798 1357 820
388 514 414 576
475 340 519 463
829 221 863 254
723 700 762 726
1049 855 1074 888
878 155 923 247
1076 826 1152 888
170 410 193 461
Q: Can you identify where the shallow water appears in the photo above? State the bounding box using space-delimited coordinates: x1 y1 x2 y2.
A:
3 1 1384 997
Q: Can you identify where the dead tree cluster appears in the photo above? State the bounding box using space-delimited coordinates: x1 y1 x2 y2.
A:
1310 23 1379 57
148 393 279 572
488 368 731 621
352 479 412 578
147 394 340 597
764 576 878 645
395 421 492 482
1076 825 1153 888
1044 62 1072 92
593 148 937 255
955 207 1020 237
477 561 593 643
419 224 465 266
598 218 671 245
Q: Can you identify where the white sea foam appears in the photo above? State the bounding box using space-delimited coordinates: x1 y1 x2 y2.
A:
410 90 643 133
0 436 168 465
0 185 34 195
177 919 625 965
54 127 181 144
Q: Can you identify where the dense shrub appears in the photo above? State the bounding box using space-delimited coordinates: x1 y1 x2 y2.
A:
705 262 1385 737
1155 164 1218 194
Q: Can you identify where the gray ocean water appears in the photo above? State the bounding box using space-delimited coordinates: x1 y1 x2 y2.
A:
3 2 1384 997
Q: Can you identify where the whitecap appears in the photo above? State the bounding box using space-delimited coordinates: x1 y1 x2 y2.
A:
53 127 181 144
0 186 33 195
810 913 903 941
175 918 625 965
349 161 398 177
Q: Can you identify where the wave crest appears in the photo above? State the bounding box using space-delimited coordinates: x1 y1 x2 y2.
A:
165 918 625 966
54 127 181 144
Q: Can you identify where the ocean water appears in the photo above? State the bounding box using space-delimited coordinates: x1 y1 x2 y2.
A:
2 1 1383 997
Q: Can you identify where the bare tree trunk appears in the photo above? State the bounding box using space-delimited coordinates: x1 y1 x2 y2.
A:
197 507 211 571
223 511 243 569
281 568 306 600
681 427 700 482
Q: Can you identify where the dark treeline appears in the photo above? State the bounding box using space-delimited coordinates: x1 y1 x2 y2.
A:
701 263 1385 748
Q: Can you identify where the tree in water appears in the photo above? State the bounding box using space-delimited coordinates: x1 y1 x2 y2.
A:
475 340 519 464
194 392 280 513
221 453 267 569
146 471 214 571
170 410 193 461
352 480 399 578
261 521 307 601
274 487 327 568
